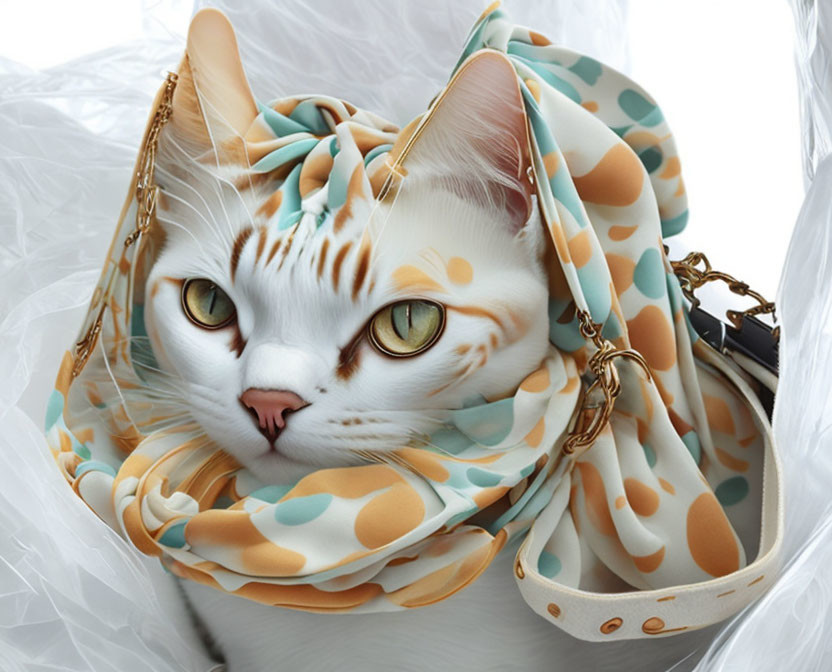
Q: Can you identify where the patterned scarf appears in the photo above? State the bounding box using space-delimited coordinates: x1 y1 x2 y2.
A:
47 3 782 640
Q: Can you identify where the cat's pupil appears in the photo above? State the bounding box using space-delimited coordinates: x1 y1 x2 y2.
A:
391 303 411 340
207 287 218 315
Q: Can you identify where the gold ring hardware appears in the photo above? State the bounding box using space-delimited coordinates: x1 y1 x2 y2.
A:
562 310 652 456
72 72 178 379
668 250 779 341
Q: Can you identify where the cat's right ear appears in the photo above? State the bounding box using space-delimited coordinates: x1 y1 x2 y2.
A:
168 9 258 160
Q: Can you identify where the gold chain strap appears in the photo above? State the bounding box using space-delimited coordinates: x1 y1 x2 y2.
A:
72 72 178 378
562 310 652 456
124 72 178 248
669 250 779 340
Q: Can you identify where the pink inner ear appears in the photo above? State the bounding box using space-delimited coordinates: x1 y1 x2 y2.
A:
400 51 533 232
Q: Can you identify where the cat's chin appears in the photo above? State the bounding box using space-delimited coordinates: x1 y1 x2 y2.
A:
243 447 322 484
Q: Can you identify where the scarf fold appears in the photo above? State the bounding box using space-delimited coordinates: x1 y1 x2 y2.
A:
47 3 782 640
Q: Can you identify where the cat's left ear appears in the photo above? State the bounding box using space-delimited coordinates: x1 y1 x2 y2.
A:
392 50 533 233
168 8 258 157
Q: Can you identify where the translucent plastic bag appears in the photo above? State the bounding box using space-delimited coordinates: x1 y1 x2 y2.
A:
0 0 829 670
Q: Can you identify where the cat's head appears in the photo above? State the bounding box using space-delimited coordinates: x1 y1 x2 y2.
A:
143 10 552 483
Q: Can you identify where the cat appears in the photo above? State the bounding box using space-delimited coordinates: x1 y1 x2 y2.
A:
139 10 714 672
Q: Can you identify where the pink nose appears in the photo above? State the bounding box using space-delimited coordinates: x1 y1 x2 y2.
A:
240 388 308 441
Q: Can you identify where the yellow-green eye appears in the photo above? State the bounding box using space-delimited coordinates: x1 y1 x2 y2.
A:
369 300 445 357
182 278 236 329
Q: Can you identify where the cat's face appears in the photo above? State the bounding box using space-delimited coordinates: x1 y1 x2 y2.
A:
142 24 551 483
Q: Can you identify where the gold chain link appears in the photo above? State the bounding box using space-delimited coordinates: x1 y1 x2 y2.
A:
562 310 652 456
669 250 779 340
124 72 178 248
72 72 178 378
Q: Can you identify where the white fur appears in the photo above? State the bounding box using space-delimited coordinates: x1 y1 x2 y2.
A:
181 548 716 672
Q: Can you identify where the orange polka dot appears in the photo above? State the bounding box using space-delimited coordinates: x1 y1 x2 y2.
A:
567 229 593 268
550 221 571 263
355 483 425 549
525 418 545 448
543 152 559 178
614 496 627 510
520 366 550 392
286 465 403 500
633 546 665 573
606 253 636 293
529 30 552 46
704 395 736 435
627 305 676 371
581 101 599 113
608 225 638 241
667 407 693 437
624 478 659 517
658 478 675 495
447 257 473 285
395 447 450 482
572 144 644 206
525 78 541 103
659 156 681 179
576 461 615 536
715 447 749 473
686 492 740 577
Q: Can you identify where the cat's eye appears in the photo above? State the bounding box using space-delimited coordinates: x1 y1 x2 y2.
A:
181 278 236 329
369 300 445 357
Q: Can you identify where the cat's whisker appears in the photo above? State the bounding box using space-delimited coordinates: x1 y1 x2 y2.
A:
160 136 234 244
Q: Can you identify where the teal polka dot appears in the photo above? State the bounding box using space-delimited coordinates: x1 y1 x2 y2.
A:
601 313 623 341
515 56 581 103
618 89 664 127
568 56 602 85
430 428 474 456
288 99 330 134
638 147 663 174
275 494 333 526
537 550 562 578
258 101 309 137
661 210 689 238
453 398 514 446
642 443 657 468
250 484 294 503
74 460 116 478
362 143 392 167
549 301 588 352
466 468 502 488
73 438 91 460
682 431 701 465
159 522 187 549
666 273 683 315
212 496 235 510
252 138 318 173
633 248 666 299
715 476 749 506
611 124 633 138
45 391 64 430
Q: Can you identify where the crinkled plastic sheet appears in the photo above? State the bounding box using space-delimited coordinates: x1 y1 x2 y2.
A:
690 1 832 668
0 0 829 670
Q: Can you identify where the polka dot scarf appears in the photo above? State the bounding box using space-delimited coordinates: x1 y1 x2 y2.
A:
46 2 782 640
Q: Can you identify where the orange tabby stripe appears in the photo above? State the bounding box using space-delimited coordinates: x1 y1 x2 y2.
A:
230 226 253 282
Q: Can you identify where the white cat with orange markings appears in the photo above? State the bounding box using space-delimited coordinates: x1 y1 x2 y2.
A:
141 10 710 672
